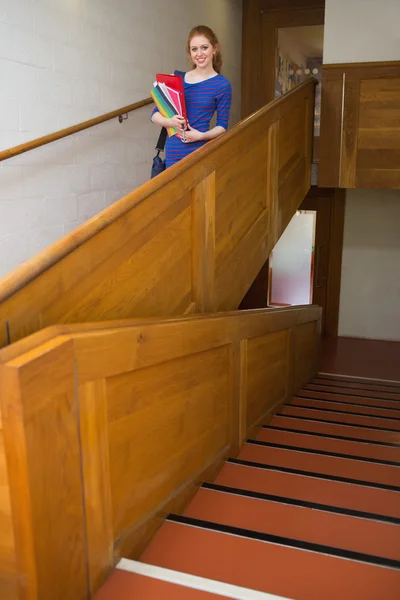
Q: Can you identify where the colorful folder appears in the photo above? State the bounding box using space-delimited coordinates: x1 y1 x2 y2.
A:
151 74 187 137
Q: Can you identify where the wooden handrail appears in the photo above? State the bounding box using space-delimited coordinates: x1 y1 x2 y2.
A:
0 79 316 306
0 97 154 163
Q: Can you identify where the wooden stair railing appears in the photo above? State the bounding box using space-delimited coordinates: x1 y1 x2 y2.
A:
0 80 316 348
0 305 321 600
0 98 154 163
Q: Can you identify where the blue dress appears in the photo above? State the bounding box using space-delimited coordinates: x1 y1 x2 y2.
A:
153 71 232 168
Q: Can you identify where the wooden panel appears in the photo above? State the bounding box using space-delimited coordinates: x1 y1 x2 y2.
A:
319 62 400 189
0 426 17 600
319 68 344 187
0 305 321 599
214 211 270 311
0 340 88 600
215 134 268 266
293 320 319 390
107 345 231 534
79 379 114 595
356 76 400 188
246 329 289 428
191 173 216 312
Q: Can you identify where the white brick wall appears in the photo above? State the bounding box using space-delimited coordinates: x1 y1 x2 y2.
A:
0 0 243 278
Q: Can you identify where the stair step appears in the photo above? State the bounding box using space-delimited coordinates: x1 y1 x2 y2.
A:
238 442 400 489
183 486 400 561
290 396 400 420
279 405 400 432
314 374 400 390
304 383 400 402
258 427 400 463
214 461 400 520
294 389 400 410
95 560 285 600
140 520 400 599
270 414 400 446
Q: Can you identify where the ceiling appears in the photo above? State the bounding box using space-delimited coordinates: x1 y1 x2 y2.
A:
278 25 324 58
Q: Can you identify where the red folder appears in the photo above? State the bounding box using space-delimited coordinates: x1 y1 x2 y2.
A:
156 74 187 122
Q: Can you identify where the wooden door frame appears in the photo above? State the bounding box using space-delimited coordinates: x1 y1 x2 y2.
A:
300 187 345 337
241 0 325 117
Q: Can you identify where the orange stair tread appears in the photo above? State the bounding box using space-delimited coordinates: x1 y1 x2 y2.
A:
292 396 400 418
270 415 400 445
313 375 400 390
238 443 400 487
313 379 400 395
141 521 400 600
306 384 400 401
256 428 400 463
280 405 400 431
213 462 400 518
184 487 400 560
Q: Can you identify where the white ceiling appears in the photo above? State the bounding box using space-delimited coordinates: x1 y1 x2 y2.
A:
278 25 324 58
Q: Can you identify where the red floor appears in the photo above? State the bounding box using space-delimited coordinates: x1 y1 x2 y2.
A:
96 373 400 599
320 337 400 381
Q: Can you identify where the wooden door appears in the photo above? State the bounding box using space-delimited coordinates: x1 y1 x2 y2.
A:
241 0 325 117
300 194 330 332
300 188 345 337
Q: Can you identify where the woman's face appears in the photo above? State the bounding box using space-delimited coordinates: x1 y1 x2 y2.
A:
189 35 215 70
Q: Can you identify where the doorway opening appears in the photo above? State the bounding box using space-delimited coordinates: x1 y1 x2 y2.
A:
275 24 324 182
269 210 316 307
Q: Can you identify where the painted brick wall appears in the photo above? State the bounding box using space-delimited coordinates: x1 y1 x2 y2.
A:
0 0 242 278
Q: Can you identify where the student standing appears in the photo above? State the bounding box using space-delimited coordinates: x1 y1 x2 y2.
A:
151 25 232 168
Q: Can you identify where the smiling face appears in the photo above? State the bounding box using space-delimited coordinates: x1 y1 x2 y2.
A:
189 35 216 70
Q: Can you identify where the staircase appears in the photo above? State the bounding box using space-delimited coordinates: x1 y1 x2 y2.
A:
95 373 400 599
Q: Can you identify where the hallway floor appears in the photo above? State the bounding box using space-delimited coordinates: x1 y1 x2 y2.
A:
320 336 400 382
96 373 400 600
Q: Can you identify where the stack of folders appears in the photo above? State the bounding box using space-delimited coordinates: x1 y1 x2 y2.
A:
151 74 187 137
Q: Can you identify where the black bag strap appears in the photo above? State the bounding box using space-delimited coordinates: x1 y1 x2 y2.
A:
155 127 167 152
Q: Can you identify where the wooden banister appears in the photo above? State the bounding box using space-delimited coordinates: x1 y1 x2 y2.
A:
0 79 316 347
0 305 321 599
0 97 154 163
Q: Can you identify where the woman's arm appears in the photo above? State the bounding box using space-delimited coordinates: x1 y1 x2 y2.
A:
182 125 226 143
151 112 186 130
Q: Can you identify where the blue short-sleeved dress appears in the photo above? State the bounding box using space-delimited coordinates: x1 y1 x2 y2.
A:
153 71 232 168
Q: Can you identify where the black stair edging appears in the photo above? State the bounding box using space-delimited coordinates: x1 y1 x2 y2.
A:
295 393 400 411
201 482 400 525
264 425 400 449
227 458 400 493
166 513 400 571
304 385 400 402
288 403 400 422
313 376 400 391
275 413 400 434
247 439 400 467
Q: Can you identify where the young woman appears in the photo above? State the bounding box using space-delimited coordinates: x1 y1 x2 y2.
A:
151 25 232 168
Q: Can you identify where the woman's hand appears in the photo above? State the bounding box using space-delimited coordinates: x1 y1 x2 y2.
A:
168 115 186 130
179 123 204 143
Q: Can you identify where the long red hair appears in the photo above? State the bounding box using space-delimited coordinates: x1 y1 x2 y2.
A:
187 25 222 74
